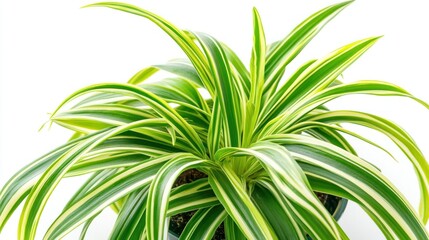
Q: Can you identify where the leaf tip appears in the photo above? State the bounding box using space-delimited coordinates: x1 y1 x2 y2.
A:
252 7 261 22
80 2 114 9
341 0 355 7
252 6 259 14
80 3 99 9
368 35 384 44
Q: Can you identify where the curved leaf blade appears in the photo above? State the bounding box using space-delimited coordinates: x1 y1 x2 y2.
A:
178 205 227 240
264 0 353 95
146 156 212 240
195 32 243 148
207 167 275 239
305 110 429 223
51 83 206 157
84 2 215 94
215 142 343 239
268 134 429 239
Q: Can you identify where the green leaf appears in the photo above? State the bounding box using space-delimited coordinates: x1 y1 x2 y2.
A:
168 178 219 216
263 0 353 95
79 213 99 240
65 169 118 210
253 182 305 240
44 153 185 240
304 110 429 223
142 78 210 115
69 153 149 177
195 32 243 148
127 66 158 85
208 167 275 239
51 83 206 157
84 2 215 94
52 104 155 132
0 134 90 231
207 99 223 158
268 134 429 239
146 155 213 240
260 37 380 132
243 7 266 147
153 60 203 87
53 106 198 155
304 126 356 155
19 120 167 240
282 80 429 131
110 187 148 240
258 59 315 130
215 142 344 239
224 216 246 240
111 178 219 240
292 122 396 161
221 44 251 96
179 205 227 240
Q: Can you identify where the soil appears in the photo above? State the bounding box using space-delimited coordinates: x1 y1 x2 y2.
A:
169 169 341 239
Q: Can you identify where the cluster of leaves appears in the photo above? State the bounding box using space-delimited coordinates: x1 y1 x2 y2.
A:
1 1 429 239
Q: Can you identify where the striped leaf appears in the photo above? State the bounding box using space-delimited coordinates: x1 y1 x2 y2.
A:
179 205 227 240
168 178 219 216
19 120 168 240
195 32 243 148
51 83 206 157
260 37 380 132
267 134 429 239
153 60 203 87
127 66 158 85
221 44 251 96
142 78 209 113
65 169 118 210
84 2 215 94
304 126 357 155
0 134 92 231
275 80 429 132
252 182 305 240
292 122 395 160
110 187 149 240
2 1 429 239
243 8 266 147
44 153 186 240
146 156 213 240
215 142 343 239
224 216 246 240
304 110 429 223
264 1 352 96
207 99 222 158
208 167 275 239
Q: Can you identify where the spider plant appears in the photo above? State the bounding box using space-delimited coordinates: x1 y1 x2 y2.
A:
1 1 429 239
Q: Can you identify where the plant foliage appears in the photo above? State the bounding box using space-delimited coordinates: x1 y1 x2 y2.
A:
1 1 429 239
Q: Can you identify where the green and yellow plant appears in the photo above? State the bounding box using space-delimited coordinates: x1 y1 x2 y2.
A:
1 1 428 239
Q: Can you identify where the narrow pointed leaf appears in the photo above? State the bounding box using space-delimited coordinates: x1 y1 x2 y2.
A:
253 183 306 240
179 205 227 240
261 37 380 130
215 142 343 239
51 83 206 157
264 0 353 95
208 167 275 239
195 32 243 147
304 110 429 223
146 156 213 240
84 2 215 94
268 134 429 239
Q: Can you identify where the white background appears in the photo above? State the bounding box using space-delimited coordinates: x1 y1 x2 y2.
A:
1 0 429 239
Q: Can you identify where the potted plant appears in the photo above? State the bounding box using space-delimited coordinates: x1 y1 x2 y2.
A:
1 1 428 239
